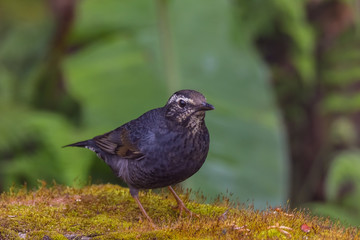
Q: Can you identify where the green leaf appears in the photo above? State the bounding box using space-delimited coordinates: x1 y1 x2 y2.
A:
65 0 289 208
169 0 288 206
326 150 360 210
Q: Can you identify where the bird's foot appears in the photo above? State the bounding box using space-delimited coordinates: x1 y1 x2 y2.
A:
133 195 157 228
145 217 157 229
168 186 199 219
174 201 200 219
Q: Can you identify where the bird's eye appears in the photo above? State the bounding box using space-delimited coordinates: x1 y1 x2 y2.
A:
178 99 186 108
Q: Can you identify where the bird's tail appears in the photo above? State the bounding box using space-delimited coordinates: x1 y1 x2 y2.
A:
63 139 102 158
63 140 91 148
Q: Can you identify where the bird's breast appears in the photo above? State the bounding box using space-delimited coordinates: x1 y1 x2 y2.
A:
127 127 210 189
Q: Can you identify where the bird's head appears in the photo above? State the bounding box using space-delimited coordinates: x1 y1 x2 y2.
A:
165 90 214 126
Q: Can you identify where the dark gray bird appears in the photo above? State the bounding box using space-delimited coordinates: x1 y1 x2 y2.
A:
64 89 214 226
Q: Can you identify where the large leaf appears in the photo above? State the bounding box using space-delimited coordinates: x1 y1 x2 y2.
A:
64 0 288 207
168 0 288 206
65 35 166 132
0 104 91 188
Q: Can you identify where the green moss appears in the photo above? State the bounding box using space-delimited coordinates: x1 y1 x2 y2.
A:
0 183 359 239
25 231 68 240
0 226 21 240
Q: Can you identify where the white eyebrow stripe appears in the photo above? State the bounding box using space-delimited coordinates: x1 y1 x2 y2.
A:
168 94 179 103
168 95 196 105
184 98 195 104
177 97 195 104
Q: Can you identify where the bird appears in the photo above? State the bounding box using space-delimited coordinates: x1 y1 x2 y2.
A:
64 89 214 226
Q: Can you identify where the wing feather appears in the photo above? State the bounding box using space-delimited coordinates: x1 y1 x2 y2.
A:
93 128 144 160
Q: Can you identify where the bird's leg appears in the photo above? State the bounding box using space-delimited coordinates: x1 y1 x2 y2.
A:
168 186 198 218
130 188 156 228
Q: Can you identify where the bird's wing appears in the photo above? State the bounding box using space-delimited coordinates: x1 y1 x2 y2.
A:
93 127 145 160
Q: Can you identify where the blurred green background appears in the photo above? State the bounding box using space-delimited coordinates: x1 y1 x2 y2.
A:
1 0 360 226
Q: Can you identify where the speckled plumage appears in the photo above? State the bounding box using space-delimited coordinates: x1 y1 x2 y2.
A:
64 89 214 225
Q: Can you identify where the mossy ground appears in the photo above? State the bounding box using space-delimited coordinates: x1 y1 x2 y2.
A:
0 183 359 239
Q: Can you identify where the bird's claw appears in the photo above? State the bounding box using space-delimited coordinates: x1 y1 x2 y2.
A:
175 202 200 219
167 186 199 219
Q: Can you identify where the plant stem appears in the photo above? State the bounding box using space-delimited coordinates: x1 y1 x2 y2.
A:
156 0 180 93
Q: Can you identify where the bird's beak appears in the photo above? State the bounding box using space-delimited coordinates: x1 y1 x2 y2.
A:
198 102 215 111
